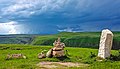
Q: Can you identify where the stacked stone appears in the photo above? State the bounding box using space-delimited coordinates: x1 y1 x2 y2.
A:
52 38 65 57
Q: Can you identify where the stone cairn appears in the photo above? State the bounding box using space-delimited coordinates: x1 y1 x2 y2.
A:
98 29 113 59
45 37 65 58
52 37 65 57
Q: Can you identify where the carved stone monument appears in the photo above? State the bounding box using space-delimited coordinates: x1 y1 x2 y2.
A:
98 29 113 59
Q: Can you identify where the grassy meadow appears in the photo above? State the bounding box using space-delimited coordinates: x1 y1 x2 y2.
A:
0 44 120 69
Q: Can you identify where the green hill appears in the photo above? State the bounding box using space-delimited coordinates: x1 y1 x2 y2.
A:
31 32 120 49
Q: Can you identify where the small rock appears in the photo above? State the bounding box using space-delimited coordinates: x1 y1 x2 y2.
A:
38 53 46 59
23 56 27 59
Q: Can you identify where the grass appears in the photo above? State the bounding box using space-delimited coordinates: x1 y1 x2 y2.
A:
0 44 120 69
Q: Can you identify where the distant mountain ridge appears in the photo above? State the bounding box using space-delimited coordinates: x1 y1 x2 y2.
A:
0 35 36 44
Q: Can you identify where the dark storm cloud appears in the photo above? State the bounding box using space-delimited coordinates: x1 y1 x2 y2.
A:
0 0 120 34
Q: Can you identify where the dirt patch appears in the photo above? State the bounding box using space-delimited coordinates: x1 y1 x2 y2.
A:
37 62 89 69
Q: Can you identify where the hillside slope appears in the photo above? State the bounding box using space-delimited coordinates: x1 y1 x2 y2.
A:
32 32 120 49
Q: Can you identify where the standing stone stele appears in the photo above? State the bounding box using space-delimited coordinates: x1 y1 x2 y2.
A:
98 29 113 59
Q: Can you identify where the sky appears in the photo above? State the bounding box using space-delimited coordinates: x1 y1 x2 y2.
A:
0 0 120 34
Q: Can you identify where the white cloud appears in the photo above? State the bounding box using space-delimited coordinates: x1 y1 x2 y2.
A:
0 21 22 34
58 27 73 32
1 0 68 17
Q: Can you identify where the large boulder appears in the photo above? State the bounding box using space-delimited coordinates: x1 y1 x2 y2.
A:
46 49 53 58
